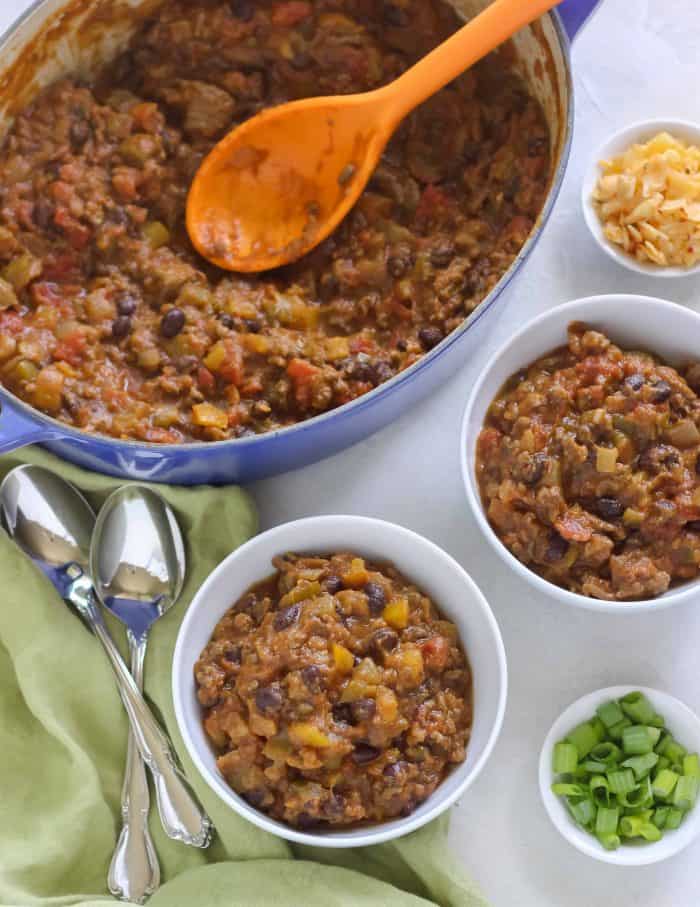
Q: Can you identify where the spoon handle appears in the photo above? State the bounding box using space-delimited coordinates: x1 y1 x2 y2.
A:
84 597 213 848
108 632 161 903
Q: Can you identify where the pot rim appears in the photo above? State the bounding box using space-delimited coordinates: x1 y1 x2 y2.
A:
0 1 574 452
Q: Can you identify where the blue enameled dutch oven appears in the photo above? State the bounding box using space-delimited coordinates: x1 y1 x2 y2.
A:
0 0 601 484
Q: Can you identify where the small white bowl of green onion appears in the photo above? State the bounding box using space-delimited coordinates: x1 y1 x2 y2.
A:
539 686 700 865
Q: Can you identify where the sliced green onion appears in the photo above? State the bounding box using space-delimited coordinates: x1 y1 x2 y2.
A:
566 720 602 759
653 806 670 829
589 774 611 806
683 754 700 778
665 808 685 830
553 742 578 774
590 741 622 764
551 782 587 798
597 700 624 729
568 797 596 828
620 692 655 725
652 769 679 800
581 760 609 774
649 713 665 729
654 755 671 776
657 736 686 763
595 805 619 837
622 725 658 755
673 775 699 810
608 717 632 742
597 832 620 851
621 777 653 808
621 752 659 780
607 768 636 796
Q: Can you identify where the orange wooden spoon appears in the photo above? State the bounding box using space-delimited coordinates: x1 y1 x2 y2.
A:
187 0 561 273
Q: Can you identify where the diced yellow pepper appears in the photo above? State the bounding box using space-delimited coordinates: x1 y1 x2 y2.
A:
0 276 18 309
324 336 350 361
191 402 228 429
383 597 409 630
243 334 271 355
332 643 354 673
623 508 645 527
341 557 369 588
278 580 321 608
289 722 331 748
394 646 424 688
375 685 398 723
203 342 227 372
595 445 618 473
3 252 42 291
143 220 170 249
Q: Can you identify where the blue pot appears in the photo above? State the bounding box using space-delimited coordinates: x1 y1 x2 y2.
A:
0 0 600 485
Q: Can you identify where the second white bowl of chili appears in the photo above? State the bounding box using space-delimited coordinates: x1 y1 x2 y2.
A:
461 294 700 613
172 515 507 847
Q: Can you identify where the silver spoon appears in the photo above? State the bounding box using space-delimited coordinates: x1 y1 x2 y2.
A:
0 467 213 858
90 485 189 902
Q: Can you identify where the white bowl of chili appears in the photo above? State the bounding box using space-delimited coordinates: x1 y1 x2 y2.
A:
539 685 700 865
172 514 507 847
461 293 700 613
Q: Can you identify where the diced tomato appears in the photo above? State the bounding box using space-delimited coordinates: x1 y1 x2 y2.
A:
477 427 502 459
420 636 450 671
42 252 81 281
240 378 263 396
271 1 311 27
0 310 23 334
555 512 592 543
197 366 216 393
112 168 140 202
52 331 86 367
415 184 451 225
389 299 413 321
575 356 623 387
53 208 90 250
349 336 373 354
130 102 162 133
218 340 244 386
30 282 64 307
287 358 319 382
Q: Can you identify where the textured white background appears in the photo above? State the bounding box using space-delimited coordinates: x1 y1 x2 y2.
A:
2 1 700 905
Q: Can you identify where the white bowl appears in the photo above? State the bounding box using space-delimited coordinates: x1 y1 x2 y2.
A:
582 118 700 278
460 293 700 613
172 515 507 847
539 685 700 865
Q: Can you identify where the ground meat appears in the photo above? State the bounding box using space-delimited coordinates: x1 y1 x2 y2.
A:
194 552 472 827
0 0 549 443
476 322 700 601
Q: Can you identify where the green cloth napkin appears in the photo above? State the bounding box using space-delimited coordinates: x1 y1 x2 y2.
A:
0 447 489 907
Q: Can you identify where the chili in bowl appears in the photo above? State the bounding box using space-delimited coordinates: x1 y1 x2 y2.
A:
461 294 700 613
172 515 506 846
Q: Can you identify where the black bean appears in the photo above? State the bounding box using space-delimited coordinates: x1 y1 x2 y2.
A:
290 50 311 70
639 444 680 474
243 318 261 333
544 530 569 563
70 119 91 149
625 373 645 392
528 136 547 157
255 683 283 713
364 582 386 615
244 788 266 808
418 327 443 351
332 702 354 725
234 592 257 614
387 243 414 278
295 813 320 829
383 761 406 780
370 627 398 659
383 3 409 26
518 452 547 486
324 574 343 594
351 743 381 765
503 176 520 201
230 0 254 20
595 497 624 521
117 294 137 316
348 358 375 383
218 313 235 329
161 307 186 338
652 380 672 403
430 241 455 268
396 339 408 352
300 665 323 691
112 315 132 338
350 698 376 723
372 361 394 385
33 199 54 230
274 603 300 631
686 520 700 533
224 646 242 665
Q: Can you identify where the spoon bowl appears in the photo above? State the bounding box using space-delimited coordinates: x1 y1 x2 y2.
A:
90 485 186 640
187 0 561 272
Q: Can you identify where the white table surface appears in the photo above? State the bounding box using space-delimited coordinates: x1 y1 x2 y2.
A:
2 1 700 904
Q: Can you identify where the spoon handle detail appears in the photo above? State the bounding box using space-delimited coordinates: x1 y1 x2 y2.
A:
76 585 213 848
108 632 161 903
